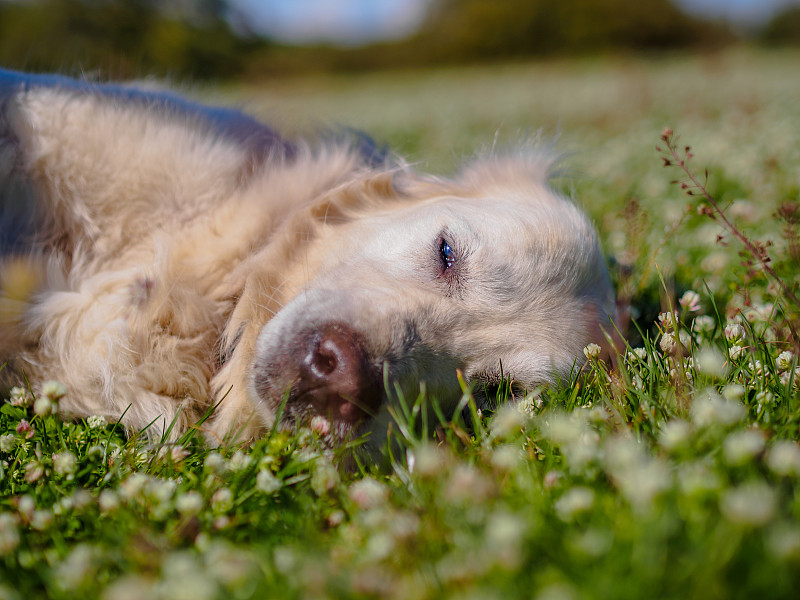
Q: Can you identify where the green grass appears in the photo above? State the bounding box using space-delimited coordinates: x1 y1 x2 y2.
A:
3 48 800 599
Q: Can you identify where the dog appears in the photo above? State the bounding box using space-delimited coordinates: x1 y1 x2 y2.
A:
0 69 616 451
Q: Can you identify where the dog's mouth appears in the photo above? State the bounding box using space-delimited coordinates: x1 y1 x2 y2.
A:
253 322 383 441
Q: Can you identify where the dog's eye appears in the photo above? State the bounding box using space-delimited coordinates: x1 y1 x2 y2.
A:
439 238 456 270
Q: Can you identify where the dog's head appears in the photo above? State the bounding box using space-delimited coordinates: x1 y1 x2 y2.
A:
219 151 615 449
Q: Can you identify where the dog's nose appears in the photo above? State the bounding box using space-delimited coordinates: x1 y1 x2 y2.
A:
298 323 380 422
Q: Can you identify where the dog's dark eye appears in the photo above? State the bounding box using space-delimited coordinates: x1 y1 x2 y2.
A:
439 238 456 270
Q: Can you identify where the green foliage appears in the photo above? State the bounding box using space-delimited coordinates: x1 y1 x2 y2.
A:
0 0 261 79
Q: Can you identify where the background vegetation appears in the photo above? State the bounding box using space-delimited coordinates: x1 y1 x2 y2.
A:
1 0 799 79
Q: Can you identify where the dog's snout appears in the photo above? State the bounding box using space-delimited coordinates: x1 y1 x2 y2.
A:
298 323 380 422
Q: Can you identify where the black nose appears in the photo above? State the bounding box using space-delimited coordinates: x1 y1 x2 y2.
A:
297 323 380 422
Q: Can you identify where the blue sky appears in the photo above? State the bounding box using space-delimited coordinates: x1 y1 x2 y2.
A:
232 0 800 45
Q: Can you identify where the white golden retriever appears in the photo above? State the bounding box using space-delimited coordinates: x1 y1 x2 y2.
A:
0 70 615 449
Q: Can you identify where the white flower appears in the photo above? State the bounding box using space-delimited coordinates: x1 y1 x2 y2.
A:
679 290 701 312
554 487 595 521
692 315 715 334
776 351 794 372
694 347 727 378
204 452 227 475
722 384 745 401
87 415 107 429
766 441 800 477
490 404 526 438
445 465 492 504
228 451 251 471
31 510 53 531
256 470 281 495
721 483 776 527
310 415 331 436
310 460 340 496
583 343 602 360
724 323 745 345
691 391 745 427
678 462 721 496
98 490 120 513
604 436 671 511
626 347 648 362
53 451 76 476
659 420 691 451
175 491 204 515
349 478 389 510
8 386 32 407
0 514 20 555
119 473 149 501
767 526 800 560
33 396 53 417
211 487 233 512
0 434 16 453
728 345 747 360
40 380 67 401
658 311 679 330
660 330 690 354
17 495 35 520
723 430 765 465
409 445 448 478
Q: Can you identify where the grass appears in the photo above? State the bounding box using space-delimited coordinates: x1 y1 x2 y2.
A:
3 48 800 599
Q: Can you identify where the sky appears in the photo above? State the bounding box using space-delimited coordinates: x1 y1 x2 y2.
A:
231 0 800 46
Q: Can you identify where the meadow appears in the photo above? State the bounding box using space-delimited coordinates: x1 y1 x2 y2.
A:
2 48 800 599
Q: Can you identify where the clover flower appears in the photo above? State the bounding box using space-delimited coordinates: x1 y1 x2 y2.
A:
310 415 331 436
659 420 691 451
583 343 601 360
40 380 67 401
211 487 234 513
228 450 252 472
8 386 32 407
776 350 794 372
724 323 745 345
679 290 701 312
692 391 745 427
0 434 16 453
728 345 747 361
256 469 282 495
98 490 120 513
33 395 54 417
0 514 20 555
349 478 389 510
175 491 204 516
658 311 679 330
311 459 340 496
626 347 648 362
721 482 776 527
87 415 107 429
53 451 76 477
766 441 800 477
555 487 595 521
723 430 765 465
692 315 715 334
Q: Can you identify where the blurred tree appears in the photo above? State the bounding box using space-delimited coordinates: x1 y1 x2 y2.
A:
759 5 800 45
413 0 727 62
0 0 262 79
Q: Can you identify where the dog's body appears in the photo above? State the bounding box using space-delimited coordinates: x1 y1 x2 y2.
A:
0 69 615 449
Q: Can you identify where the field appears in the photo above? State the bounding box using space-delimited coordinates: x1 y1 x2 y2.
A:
3 48 800 599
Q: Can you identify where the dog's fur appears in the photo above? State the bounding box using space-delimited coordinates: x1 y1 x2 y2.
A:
0 70 615 450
